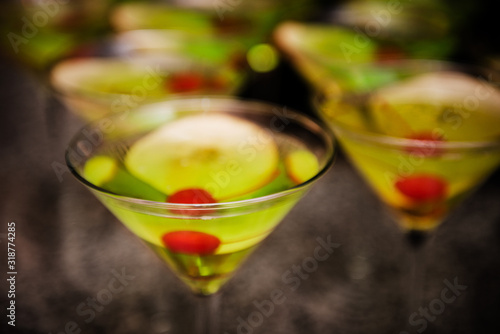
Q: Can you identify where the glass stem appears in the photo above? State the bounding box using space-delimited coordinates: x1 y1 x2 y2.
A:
405 230 429 327
195 293 221 334
409 247 424 312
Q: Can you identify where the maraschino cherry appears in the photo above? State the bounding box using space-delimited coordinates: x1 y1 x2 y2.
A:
395 174 448 202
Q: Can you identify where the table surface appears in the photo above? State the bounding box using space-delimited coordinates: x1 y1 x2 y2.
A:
1 4 500 333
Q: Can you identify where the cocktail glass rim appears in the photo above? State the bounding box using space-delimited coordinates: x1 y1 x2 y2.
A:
314 59 500 153
50 55 247 106
66 96 336 212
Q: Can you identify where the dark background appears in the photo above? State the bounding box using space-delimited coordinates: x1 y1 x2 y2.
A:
1 1 500 333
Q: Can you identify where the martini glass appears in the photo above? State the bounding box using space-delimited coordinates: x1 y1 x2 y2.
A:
65 97 335 333
50 35 248 122
315 60 500 316
273 19 456 94
107 1 294 76
109 0 312 51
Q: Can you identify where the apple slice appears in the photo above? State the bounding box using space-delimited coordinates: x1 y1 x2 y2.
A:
125 114 280 200
369 71 500 139
84 155 167 201
52 58 166 98
285 150 319 184
84 155 118 186
229 162 295 201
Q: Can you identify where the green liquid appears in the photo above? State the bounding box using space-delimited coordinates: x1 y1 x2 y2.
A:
84 120 316 295
325 100 500 231
95 186 299 295
146 241 258 295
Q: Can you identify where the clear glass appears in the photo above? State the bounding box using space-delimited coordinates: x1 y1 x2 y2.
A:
50 44 249 121
66 97 336 333
315 59 500 320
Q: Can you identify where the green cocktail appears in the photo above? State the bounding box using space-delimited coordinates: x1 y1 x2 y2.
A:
316 60 500 320
319 66 500 233
274 21 456 94
51 51 247 121
82 114 320 294
66 97 335 333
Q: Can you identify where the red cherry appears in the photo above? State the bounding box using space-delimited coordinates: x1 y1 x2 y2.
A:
168 73 204 93
406 132 444 157
167 188 217 215
395 175 448 202
162 231 221 255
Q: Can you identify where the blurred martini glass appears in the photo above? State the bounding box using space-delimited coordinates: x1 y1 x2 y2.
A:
109 0 313 73
66 97 335 333
109 1 282 47
316 60 500 314
50 28 250 122
274 20 456 93
317 60 500 241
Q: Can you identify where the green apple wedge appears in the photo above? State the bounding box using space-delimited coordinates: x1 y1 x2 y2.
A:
368 71 500 140
125 114 280 200
84 155 166 201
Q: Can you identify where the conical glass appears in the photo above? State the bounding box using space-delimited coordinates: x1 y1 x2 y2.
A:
50 33 249 122
274 20 457 94
315 60 500 319
316 60 500 240
66 97 335 333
